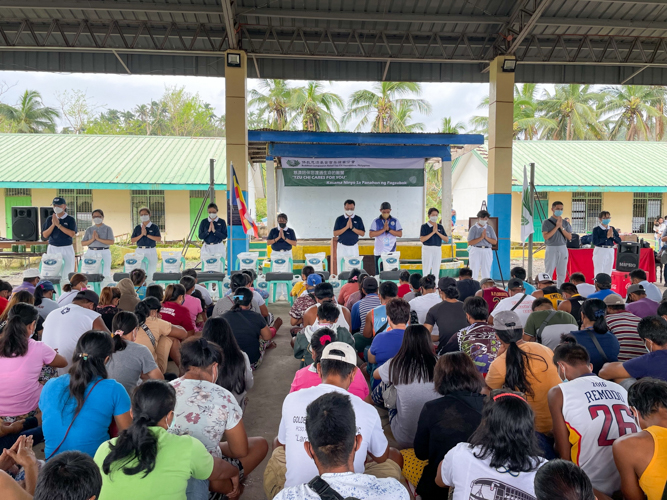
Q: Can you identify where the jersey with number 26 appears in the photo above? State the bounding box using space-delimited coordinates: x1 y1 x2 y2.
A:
561 374 637 495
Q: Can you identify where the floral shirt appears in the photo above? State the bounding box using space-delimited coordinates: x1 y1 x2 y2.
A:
169 378 243 458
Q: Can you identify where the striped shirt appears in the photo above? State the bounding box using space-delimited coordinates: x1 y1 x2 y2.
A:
606 311 645 362
358 294 381 333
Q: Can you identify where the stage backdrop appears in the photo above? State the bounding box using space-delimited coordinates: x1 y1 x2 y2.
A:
277 158 434 239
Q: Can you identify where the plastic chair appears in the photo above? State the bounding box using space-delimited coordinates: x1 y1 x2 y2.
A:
267 256 294 305
378 256 402 284
154 254 186 288
39 257 65 297
76 256 105 294
337 256 363 282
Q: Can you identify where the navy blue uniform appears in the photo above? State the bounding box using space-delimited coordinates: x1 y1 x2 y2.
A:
333 215 365 246
268 227 297 252
131 223 161 248
198 218 228 244
420 223 447 246
592 226 621 247
42 214 76 246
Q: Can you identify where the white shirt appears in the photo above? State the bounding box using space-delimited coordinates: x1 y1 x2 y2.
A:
195 283 213 306
278 384 388 488
491 293 536 327
42 304 101 375
576 283 596 298
409 293 442 337
274 472 408 500
441 442 545 500
57 289 79 306
639 280 662 302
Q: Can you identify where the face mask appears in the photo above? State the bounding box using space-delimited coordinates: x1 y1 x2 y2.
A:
93 217 103 225
211 366 218 384
430 216 439 223
208 213 218 220
479 220 488 227
645 341 652 353
80 286 87 291
382 213 390 219
140 215 150 223
558 364 569 383
167 412 175 431
53 206 64 214
554 210 563 217
279 222 287 228
345 210 354 217
602 219 611 226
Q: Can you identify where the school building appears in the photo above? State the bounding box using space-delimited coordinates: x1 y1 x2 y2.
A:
452 141 667 243
0 134 240 242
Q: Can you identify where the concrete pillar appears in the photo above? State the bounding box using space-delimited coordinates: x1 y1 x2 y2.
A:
225 50 250 269
487 56 515 281
266 156 277 228
441 159 452 236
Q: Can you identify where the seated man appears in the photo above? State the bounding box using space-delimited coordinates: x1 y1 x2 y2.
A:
524 298 578 349
403 272 422 303
289 274 321 337
600 315 667 386
490 277 535 327
570 272 595 298
474 277 509 314
397 270 411 298
625 284 660 319
367 299 409 370
613 378 667 500
360 281 398 345
604 294 644 362
265 343 402 499
274 392 409 500
294 301 354 367
588 273 618 301
455 267 480 301
558 282 586 328
302 283 351 330
349 278 380 334
508 266 535 294
531 273 563 308
629 269 662 303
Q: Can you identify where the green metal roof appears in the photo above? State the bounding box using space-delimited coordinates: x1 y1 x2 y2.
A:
0 134 227 190
452 141 667 193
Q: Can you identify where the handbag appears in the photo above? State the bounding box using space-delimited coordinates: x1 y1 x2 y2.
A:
585 329 609 363
536 310 557 344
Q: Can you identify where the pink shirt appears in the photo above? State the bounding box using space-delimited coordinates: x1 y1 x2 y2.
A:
290 365 370 401
183 294 204 332
0 339 57 417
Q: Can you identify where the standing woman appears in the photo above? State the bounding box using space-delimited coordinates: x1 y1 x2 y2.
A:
81 209 115 279
420 208 448 278
199 203 228 260
130 207 161 281
592 211 621 277
267 213 297 258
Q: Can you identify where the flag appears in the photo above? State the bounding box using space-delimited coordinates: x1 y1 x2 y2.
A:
521 165 534 242
231 164 258 238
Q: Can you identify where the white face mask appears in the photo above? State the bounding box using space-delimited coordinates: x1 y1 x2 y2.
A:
167 411 175 431
345 210 354 217
429 216 439 223
208 213 218 220
93 217 103 225
479 220 488 227
140 215 150 223
53 206 64 214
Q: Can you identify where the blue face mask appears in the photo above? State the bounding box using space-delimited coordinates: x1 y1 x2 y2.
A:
602 219 611 226
554 210 563 217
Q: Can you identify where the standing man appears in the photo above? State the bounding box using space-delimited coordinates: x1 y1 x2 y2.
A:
333 199 365 263
42 196 77 280
369 202 403 273
542 201 572 287
130 207 161 281
592 211 621 277
267 213 297 257
467 210 497 280
198 203 227 260
420 208 448 278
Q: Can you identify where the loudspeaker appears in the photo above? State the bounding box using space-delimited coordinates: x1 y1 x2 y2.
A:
40 207 54 241
11 206 39 241
616 241 640 272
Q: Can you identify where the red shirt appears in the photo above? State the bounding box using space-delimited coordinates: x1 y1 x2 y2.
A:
0 296 8 316
482 287 509 313
160 301 195 332
397 283 411 298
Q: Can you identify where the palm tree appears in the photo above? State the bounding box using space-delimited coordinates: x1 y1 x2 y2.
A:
601 85 666 141
538 84 606 140
440 117 465 134
0 90 59 133
343 82 432 132
390 101 426 132
291 81 344 131
248 79 294 130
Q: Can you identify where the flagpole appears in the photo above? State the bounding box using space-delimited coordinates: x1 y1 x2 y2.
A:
229 161 233 274
527 162 536 280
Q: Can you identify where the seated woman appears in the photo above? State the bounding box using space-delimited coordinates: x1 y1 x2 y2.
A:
95 380 242 499
130 268 147 300
106 311 164 397
170 338 269 498
161 284 196 335
145 284 164 302
436 389 546 499
221 288 274 371
344 272 369 310
202 317 254 411
117 278 140 312
39 330 132 458
337 268 363 305
570 298 620 374
290 327 369 400
294 301 355 367
414 352 486 500
134 298 188 373
0 291 43 336
0 304 67 449
180 276 205 332
33 280 59 319
56 274 88 306
372 324 439 449
288 275 318 337
96 286 121 330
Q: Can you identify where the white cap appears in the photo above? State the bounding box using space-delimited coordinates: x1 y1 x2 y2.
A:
321 342 358 366
536 273 553 283
23 268 40 278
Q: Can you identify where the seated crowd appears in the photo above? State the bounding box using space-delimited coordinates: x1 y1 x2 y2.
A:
1 262 667 500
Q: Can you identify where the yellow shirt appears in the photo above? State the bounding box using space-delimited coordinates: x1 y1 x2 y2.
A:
486 341 561 434
640 426 667 500
291 281 307 297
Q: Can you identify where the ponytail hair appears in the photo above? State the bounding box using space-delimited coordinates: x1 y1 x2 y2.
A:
135 297 160 325
230 273 247 293
66 331 113 414
34 281 53 307
311 328 336 364
495 327 548 399
442 283 460 300
231 287 253 312
164 284 186 303
419 274 436 290
0 303 38 357
111 311 139 353
102 380 176 478
0 290 34 322
582 299 608 334
202 318 246 395
63 274 87 293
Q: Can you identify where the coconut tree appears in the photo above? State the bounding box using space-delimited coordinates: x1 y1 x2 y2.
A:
390 101 426 132
291 81 344 131
601 85 666 141
342 81 431 132
248 79 294 130
538 84 606 140
440 117 466 134
0 90 59 133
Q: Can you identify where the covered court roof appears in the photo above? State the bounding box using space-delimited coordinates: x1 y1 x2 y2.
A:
1 1 667 84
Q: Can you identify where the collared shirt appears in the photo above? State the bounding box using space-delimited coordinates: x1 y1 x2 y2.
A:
333 215 365 246
198 217 227 245
267 227 297 252
639 280 663 302
420 222 446 246
131 222 161 248
370 216 402 255
83 224 114 249
542 217 572 247
592 225 621 247
467 223 497 248
42 213 76 247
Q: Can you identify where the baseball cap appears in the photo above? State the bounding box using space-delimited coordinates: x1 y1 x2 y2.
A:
306 274 323 287
536 273 554 283
603 294 625 306
363 277 379 293
480 278 495 286
52 196 66 205
594 273 612 285
74 290 99 307
36 280 55 292
627 284 645 295
438 277 456 290
492 311 524 341
320 342 358 366
508 278 525 290
23 268 40 278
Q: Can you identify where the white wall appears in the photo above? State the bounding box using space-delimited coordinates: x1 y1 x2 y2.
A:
276 170 425 238
452 154 489 227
